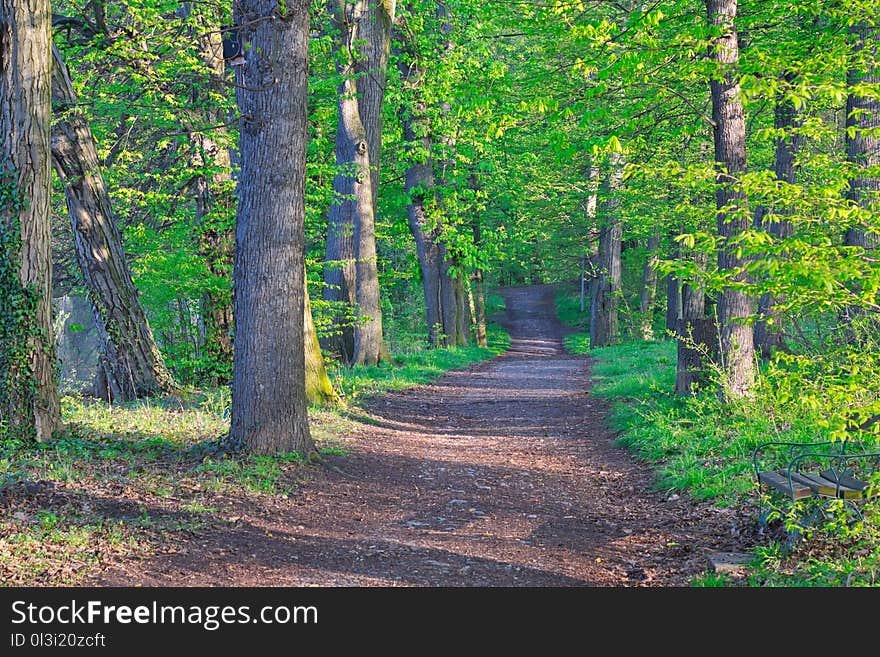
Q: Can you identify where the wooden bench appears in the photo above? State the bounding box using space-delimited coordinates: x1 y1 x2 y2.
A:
753 415 880 503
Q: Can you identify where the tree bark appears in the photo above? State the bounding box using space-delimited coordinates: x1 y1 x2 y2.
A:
590 153 623 348
454 272 470 346
675 250 711 394
0 0 61 441
50 47 177 401
230 0 312 455
707 0 756 399
844 20 879 252
354 0 396 208
472 222 487 347
404 150 443 345
665 275 681 334
754 79 800 356
324 0 387 366
639 234 660 340
396 33 460 348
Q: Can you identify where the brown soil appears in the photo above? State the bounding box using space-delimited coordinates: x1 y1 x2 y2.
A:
95 285 757 586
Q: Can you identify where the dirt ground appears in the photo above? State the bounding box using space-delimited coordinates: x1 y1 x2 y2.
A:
95 285 757 586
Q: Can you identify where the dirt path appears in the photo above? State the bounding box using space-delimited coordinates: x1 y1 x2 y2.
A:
98 285 754 586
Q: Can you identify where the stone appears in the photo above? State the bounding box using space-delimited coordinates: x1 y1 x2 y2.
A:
708 551 752 575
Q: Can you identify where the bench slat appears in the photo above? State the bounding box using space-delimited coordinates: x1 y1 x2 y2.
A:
789 472 839 497
791 472 866 500
819 469 870 492
758 471 813 500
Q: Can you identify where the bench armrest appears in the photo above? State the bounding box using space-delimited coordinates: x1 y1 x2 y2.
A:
752 440 837 480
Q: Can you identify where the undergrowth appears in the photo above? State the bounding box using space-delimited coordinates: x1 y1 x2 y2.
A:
562 330 880 586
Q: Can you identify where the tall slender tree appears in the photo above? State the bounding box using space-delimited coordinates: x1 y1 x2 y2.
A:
230 0 313 455
590 153 623 348
324 0 390 365
707 0 756 398
50 47 177 401
754 77 801 356
186 3 236 382
844 19 879 253
639 234 660 340
0 0 61 441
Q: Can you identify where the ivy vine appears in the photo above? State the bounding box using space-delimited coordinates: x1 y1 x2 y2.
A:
0 157 42 445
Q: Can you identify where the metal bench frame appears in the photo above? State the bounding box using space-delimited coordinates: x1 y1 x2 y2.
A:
752 415 880 503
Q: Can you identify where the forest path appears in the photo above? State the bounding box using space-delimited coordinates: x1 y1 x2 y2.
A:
98 285 753 586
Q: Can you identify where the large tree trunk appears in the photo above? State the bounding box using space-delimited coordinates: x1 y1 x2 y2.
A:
754 79 800 356
324 0 387 366
0 0 61 441
844 20 879 253
707 0 756 399
401 115 443 346
590 153 624 348
639 234 660 340
323 134 358 363
50 47 177 401
230 0 312 455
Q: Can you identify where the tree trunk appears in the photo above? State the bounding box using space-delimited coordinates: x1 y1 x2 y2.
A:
472 222 488 347
639 234 660 340
230 0 312 455
439 244 463 346
397 46 443 346
325 0 387 366
665 275 681 334
844 20 879 252
675 317 719 395
590 153 624 348
50 47 177 401
0 0 61 441
455 273 470 346
355 0 396 209
305 286 337 405
396 37 468 350
707 0 756 399
190 5 235 383
754 79 800 356
406 167 443 345
675 250 711 394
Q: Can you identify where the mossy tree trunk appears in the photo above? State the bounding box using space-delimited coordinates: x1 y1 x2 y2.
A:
0 0 61 441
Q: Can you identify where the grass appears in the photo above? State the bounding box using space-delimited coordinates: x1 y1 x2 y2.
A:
1 321 510 586
560 319 880 585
